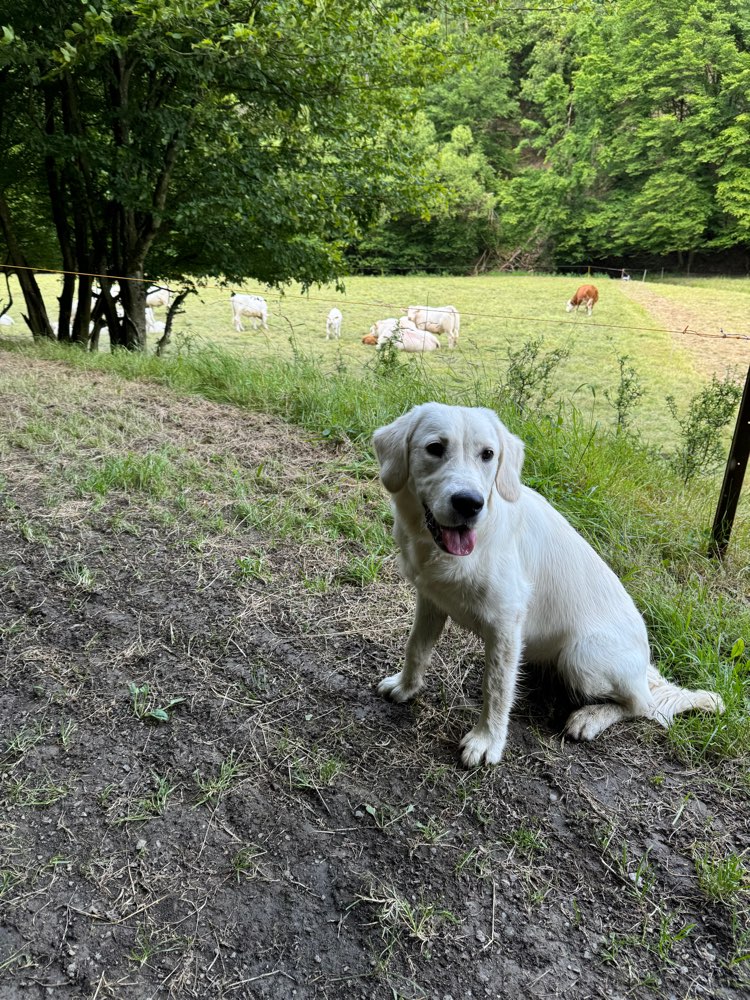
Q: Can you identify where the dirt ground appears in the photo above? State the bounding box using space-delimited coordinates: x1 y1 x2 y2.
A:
0 354 748 999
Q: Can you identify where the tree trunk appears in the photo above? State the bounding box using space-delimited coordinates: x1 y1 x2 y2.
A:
119 274 148 351
0 196 54 339
156 288 192 356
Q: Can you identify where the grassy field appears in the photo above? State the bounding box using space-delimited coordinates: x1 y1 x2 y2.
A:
7 271 750 447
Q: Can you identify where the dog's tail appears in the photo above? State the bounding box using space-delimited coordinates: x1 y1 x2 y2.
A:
646 665 724 727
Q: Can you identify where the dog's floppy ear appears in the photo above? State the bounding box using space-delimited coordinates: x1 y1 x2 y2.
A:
493 418 525 503
372 409 416 494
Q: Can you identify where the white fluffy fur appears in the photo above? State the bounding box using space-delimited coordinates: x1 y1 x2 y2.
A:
373 402 724 767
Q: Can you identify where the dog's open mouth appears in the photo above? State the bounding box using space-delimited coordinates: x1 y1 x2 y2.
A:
424 504 477 556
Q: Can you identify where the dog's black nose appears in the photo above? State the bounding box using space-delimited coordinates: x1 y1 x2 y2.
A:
451 491 484 519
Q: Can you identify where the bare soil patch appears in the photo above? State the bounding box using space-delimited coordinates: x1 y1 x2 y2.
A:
619 283 750 379
0 354 748 999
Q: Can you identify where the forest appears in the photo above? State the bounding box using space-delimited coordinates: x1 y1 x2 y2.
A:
358 0 750 274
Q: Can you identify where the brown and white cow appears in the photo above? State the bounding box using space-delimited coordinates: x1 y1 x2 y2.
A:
566 284 599 316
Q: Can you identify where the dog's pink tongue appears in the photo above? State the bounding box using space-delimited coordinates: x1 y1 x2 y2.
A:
442 527 476 556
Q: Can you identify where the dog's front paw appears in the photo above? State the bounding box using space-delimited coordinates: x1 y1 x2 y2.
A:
377 671 422 703
459 726 506 768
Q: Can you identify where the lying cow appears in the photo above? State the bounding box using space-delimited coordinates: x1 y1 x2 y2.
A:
407 304 460 349
368 317 400 341
377 318 440 353
566 284 599 316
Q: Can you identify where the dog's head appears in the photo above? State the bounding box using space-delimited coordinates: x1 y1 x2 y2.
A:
372 403 524 557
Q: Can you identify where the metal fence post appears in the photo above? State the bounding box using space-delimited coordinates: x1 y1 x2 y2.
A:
710 364 750 558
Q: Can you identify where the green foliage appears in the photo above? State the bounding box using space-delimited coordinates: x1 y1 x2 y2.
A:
666 372 743 483
0 0 478 343
605 355 645 433
494 337 571 414
128 683 185 723
355 1 750 271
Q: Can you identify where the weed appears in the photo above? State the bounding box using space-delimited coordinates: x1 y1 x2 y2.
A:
116 774 177 824
496 337 570 414
3 722 46 763
62 559 96 591
194 751 247 806
666 371 743 483
232 844 267 881
128 682 185 723
506 824 548 859
235 552 270 582
18 518 50 544
355 881 458 961
365 802 415 830
652 911 695 961
6 775 68 808
454 846 492 879
59 720 77 749
604 354 644 433
338 552 386 586
79 451 175 497
129 922 189 967
288 749 345 792
414 816 449 845
694 847 748 903
0 868 26 899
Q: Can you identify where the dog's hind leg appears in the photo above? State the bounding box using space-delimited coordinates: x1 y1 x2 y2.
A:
378 594 446 703
564 702 638 741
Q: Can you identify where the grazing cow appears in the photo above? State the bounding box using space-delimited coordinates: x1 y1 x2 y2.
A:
407 304 460 349
566 284 599 316
326 307 343 340
231 292 268 332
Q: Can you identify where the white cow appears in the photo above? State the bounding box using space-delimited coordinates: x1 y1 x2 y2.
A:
146 285 172 309
0 314 14 326
394 328 441 353
326 307 343 340
369 317 400 342
407 304 460 349
145 307 166 335
376 318 440 352
231 293 268 332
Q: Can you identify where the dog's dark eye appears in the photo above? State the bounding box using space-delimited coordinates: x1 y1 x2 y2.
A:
481 448 495 462
426 442 445 458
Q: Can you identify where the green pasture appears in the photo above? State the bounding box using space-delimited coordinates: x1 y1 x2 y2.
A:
636 276 750 338
2 272 744 446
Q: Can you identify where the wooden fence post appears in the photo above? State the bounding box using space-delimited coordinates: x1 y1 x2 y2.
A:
710 364 750 558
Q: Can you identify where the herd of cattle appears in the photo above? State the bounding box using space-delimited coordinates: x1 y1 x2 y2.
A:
0 283 600 348
234 282 599 352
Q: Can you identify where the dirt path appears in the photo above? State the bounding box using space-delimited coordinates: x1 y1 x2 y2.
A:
619 282 750 378
0 354 747 999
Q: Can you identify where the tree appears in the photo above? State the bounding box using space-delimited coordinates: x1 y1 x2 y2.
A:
0 0 463 348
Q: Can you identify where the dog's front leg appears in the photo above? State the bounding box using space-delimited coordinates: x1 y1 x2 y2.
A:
378 593 446 703
460 626 522 767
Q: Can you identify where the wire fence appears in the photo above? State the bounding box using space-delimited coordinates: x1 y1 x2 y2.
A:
2 261 750 341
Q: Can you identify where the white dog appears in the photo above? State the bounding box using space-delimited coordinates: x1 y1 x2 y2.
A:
373 403 723 767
